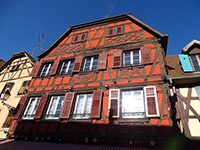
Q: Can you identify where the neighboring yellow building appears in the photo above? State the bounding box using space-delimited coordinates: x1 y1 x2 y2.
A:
0 52 35 139
167 40 200 140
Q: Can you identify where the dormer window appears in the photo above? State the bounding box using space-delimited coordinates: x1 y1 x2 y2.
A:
190 55 200 71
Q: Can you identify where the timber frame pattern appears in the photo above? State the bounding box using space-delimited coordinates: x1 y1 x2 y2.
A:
10 13 176 147
176 88 200 139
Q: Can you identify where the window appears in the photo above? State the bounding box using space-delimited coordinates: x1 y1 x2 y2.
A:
72 33 87 43
83 56 99 71
22 97 41 119
18 80 30 95
60 60 74 75
45 96 65 119
112 46 152 68
123 50 141 66
122 90 145 118
40 63 52 76
73 94 93 119
190 55 200 71
107 26 123 36
109 86 159 119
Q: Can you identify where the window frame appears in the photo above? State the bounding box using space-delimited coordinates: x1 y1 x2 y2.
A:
122 49 141 67
45 95 65 119
108 86 159 120
73 93 93 119
190 55 200 71
40 62 53 77
18 80 30 95
22 97 41 120
121 89 145 118
59 59 74 75
72 33 87 43
83 55 99 72
107 25 124 37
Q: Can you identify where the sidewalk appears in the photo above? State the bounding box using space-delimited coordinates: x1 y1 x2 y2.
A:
0 137 6 141
0 140 163 150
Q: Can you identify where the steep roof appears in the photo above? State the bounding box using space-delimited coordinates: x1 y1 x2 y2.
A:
182 39 200 54
0 51 36 72
166 55 200 86
37 13 168 60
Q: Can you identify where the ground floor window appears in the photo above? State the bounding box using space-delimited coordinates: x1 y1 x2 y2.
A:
109 86 159 119
122 90 145 118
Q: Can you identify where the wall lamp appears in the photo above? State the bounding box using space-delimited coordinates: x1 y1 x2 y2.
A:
104 84 109 89
1 90 15 114
1 90 10 101
69 87 73 92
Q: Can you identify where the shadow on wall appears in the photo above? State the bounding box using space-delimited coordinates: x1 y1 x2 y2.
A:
10 110 190 149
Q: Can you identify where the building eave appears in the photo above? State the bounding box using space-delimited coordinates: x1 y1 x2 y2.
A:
0 51 36 73
37 13 168 60
182 39 200 54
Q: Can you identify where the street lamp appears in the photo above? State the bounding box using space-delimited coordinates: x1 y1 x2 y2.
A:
1 90 11 101
0 90 15 114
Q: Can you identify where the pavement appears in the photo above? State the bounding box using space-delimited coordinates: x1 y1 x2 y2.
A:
0 140 162 150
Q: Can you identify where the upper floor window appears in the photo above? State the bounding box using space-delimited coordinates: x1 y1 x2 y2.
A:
107 26 123 36
72 33 87 43
60 60 74 75
18 80 30 95
73 93 93 119
190 55 200 71
123 50 141 66
40 63 52 77
22 97 41 119
112 46 152 68
83 56 99 72
45 96 65 119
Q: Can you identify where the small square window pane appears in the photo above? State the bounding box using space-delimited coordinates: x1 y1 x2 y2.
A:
193 61 199 66
191 56 197 60
195 67 200 71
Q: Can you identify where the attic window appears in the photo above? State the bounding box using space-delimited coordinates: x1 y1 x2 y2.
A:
72 33 87 43
190 55 200 71
107 25 123 37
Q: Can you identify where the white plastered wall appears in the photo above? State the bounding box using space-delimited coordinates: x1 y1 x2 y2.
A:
179 88 200 138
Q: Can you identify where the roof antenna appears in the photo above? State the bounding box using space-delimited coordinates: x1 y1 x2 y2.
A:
32 29 45 57
105 5 113 18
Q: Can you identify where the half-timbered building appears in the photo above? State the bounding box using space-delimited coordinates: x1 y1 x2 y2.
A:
167 40 200 140
10 13 174 148
0 52 35 139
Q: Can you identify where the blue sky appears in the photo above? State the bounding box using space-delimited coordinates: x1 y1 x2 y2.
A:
0 0 200 61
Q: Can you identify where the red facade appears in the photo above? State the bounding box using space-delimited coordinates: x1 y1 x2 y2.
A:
10 13 174 148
